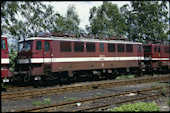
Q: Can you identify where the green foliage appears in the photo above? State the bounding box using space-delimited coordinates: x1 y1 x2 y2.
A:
32 98 51 106
129 1 169 42
32 101 43 106
64 97 79 101
167 97 170 106
9 44 18 72
116 75 135 80
106 102 160 112
1 2 81 42
88 1 126 37
44 98 51 105
1 83 5 88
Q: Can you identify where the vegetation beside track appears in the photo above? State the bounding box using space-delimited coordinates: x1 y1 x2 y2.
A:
106 101 160 112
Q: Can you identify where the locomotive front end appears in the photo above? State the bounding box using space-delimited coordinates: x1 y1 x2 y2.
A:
1 36 12 83
14 39 33 82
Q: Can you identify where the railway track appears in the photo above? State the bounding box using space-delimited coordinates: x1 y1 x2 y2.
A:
2 75 170 102
13 86 170 112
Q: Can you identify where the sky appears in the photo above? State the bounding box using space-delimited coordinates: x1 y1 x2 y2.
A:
45 1 132 30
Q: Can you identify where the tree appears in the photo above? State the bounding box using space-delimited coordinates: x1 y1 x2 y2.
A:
1 1 20 38
130 1 169 42
65 4 80 34
88 1 126 37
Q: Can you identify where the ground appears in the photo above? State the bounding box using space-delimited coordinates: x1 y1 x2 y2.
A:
1 80 170 112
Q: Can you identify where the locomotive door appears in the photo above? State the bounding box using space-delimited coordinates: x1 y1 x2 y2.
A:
43 40 52 76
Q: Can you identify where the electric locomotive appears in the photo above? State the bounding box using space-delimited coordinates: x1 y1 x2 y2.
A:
1 36 12 83
14 32 145 83
143 41 170 73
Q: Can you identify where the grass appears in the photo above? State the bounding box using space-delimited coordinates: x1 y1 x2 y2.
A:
64 97 79 101
32 101 43 106
106 101 160 112
32 98 51 106
116 74 135 80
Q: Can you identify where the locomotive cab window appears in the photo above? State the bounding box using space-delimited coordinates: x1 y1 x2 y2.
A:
144 46 151 52
45 41 49 51
1 39 6 50
117 44 124 52
86 42 95 52
126 44 133 52
108 43 115 52
36 41 42 50
18 41 31 52
74 42 84 52
60 41 71 52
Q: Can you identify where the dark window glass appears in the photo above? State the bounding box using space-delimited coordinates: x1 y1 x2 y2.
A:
45 41 49 51
137 45 140 52
36 41 42 50
126 44 133 52
1 39 6 49
141 45 143 52
99 43 104 52
154 46 157 52
108 43 115 52
158 46 160 53
74 42 84 52
60 41 71 52
18 42 23 52
144 46 151 52
117 44 124 52
86 42 95 52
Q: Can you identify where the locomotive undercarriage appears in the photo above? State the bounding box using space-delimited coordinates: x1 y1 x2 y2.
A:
144 60 169 74
12 65 144 86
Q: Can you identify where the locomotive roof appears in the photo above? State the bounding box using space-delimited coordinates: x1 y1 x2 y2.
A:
18 37 142 45
1 35 7 38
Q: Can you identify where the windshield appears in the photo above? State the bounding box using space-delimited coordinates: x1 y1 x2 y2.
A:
144 46 151 52
18 41 31 52
1 39 6 50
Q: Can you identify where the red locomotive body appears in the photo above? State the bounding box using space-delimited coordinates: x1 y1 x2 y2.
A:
143 42 170 73
1 36 12 82
15 36 144 82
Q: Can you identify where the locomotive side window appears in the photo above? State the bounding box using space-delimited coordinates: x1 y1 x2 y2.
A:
158 46 160 53
60 41 71 52
141 45 143 52
99 43 104 52
117 44 124 52
74 42 84 52
154 46 157 52
45 41 49 51
126 44 133 52
86 42 95 52
108 43 115 52
137 45 140 52
36 41 42 50
1 39 6 49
